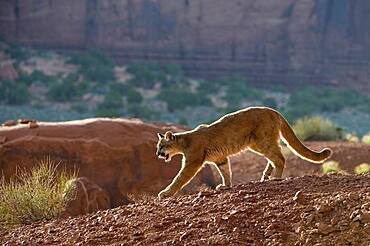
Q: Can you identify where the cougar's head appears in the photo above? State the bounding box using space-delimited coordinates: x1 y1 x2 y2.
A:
156 131 179 162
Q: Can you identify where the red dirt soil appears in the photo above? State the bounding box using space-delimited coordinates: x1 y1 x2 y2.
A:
1 174 370 245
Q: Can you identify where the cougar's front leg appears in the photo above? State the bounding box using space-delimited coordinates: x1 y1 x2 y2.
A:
158 157 203 200
214 158 232 190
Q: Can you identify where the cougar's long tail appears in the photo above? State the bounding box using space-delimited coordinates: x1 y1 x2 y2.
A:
278 114 332 163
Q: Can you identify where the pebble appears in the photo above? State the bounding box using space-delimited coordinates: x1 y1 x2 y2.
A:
316 222 334 235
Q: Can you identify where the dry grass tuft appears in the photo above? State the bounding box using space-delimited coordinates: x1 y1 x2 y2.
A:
0 157 76 228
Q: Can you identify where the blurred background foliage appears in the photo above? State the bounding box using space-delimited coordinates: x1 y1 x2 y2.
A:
1 40 370 140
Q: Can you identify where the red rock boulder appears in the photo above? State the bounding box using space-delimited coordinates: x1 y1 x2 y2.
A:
0 118 216 208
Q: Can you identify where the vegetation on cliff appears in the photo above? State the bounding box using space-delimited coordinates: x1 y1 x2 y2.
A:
1 41 370 136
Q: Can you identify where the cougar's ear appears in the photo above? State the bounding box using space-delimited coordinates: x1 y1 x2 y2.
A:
165 131 175 141
157 133 164 139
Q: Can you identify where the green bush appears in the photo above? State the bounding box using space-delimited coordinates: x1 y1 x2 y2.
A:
0 158 76 228
47 74 88 102
127 104 157 120
126 62 166 89
285 87 370 120
95 91 123 117
0 80 30 105
110 83 143 104
127 89 143 104
5 44 32 61
222 77 264 108
362 132 370 144
322 161 341 174
17 70 56 86
68 50 115 83
354 163 370 175
197 79 220 94
157 88 212 111
292 116 342 141
262 97 278 109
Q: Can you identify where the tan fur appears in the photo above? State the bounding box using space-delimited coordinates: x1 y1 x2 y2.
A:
156 107 332 199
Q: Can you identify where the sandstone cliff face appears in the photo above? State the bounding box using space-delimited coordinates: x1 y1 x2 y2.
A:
0 118 215 208
1 0 370 91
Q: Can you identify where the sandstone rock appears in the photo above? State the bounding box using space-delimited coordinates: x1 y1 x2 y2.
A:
0 118 216 210
2 120 17 127
62 177 111 217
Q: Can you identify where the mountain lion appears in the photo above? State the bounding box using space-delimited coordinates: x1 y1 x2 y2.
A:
156 107 332 200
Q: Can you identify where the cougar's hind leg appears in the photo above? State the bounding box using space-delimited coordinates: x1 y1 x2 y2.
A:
264 149 285 179
250 141 285 181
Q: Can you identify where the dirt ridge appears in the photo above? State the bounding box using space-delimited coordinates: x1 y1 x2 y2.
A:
1 174 369 245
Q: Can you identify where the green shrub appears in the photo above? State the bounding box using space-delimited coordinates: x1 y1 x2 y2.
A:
344 132 359 143
178 117 189 126
47 74 88 102
292 116 342 141
322 161 341 174
0 80 30 105
18 70 56 86
68 50 115 83
262 97 278 109
71 102 88 113
0 158 76 228
285 87 370 120
354 163 370 175
127 104 157 120
362 132 370 144
157 88 212 111
126 62 166 89
221 77 264 108
197 79 220 94
5 44 32 61
95 91 123 117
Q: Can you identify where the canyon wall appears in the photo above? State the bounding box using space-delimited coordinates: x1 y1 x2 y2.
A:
0 0 370 90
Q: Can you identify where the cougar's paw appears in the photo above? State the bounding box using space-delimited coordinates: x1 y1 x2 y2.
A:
216 184 231 191
260 175 270 182
158 189 172 200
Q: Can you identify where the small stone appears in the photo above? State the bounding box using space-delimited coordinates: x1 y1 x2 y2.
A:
197 190 212 197
316 204 333 213
0 136 6 144
351 221 360 229
3 120 17 127
350 210 360 220
359 212 370 223
293 191 305 204
361 202 370 210
348 192 360 201
29 121 38 129
316 222 334 235
18 118 36 124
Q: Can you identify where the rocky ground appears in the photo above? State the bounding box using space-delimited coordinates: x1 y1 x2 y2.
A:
1 121 370 245
1 174 370 246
